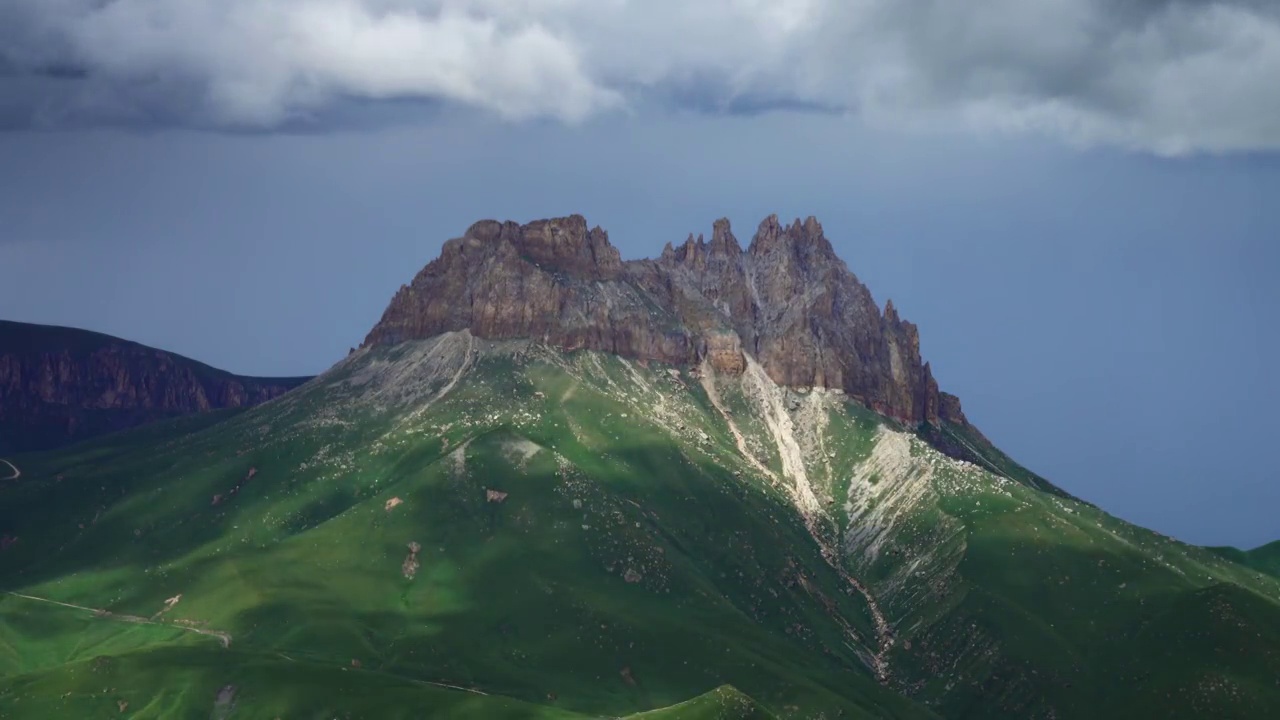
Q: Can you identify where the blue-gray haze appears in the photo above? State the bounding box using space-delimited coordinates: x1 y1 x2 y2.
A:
0 1 1277 549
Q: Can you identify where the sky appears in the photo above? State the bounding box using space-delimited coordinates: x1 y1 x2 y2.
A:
1 1 1277 548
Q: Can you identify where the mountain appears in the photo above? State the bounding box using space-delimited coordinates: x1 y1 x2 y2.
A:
0 215 1277 719
365 214 960 426
0 319 312 453
1210 541 1280 579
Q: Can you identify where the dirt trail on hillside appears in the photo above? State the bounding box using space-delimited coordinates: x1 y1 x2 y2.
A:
0 459 19 481
3 591 232 648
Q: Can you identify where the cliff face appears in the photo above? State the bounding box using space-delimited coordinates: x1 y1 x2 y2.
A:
363 214 971 426
0 320 310 453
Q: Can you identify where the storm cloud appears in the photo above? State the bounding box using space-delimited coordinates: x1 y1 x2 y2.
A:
3 0 1280 154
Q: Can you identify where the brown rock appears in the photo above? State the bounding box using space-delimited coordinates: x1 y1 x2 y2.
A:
939 392 970 425
362 214 968 425
402 542 422 579
704 333 746 375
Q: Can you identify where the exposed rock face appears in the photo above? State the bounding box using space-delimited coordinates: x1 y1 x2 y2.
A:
363 215 697 366
364 214 972 426
0 320 310 453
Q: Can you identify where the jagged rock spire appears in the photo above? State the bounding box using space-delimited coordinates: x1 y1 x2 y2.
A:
363 214 966 425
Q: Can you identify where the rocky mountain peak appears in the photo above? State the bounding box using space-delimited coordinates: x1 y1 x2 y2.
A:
362 214 971 427
747 214 835 259
883 299 900 323
659 218 742 271
710 217 740 254
456 214 622 280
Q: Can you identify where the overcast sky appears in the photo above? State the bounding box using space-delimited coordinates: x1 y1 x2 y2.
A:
1 0 1277 549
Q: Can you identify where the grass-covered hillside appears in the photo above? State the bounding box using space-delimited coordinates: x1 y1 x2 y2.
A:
1209 541 1280 579
1 331 1276 718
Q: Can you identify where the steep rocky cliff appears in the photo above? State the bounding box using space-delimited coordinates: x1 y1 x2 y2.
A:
0 320 311 453
363 213 972 427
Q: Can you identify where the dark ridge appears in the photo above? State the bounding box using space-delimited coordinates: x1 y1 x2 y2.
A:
0 319 311 454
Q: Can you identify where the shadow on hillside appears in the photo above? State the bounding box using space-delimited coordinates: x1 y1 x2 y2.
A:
1 643 574 720
889 515 1280 720
1 424 921 718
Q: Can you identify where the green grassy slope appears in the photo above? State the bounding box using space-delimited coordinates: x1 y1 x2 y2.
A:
0 334 927 719
832 426 1280 718
623 685 777 719
2 333 1277 719
918 420 1079 502
658 352 1280 718
1208 541 1280 578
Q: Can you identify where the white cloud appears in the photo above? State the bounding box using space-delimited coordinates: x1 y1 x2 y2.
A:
3 0 1280 154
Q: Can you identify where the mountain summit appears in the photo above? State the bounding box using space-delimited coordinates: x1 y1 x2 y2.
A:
364 214 966 427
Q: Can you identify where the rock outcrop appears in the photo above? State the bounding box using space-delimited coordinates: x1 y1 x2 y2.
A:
0 320 310 453
363 214 972 426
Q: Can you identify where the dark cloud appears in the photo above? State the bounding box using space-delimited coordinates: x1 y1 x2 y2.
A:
628 73 847 118
1 1 1278 153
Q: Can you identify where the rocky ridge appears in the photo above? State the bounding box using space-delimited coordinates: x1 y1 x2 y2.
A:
0 320 310 453
363 214 970 427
